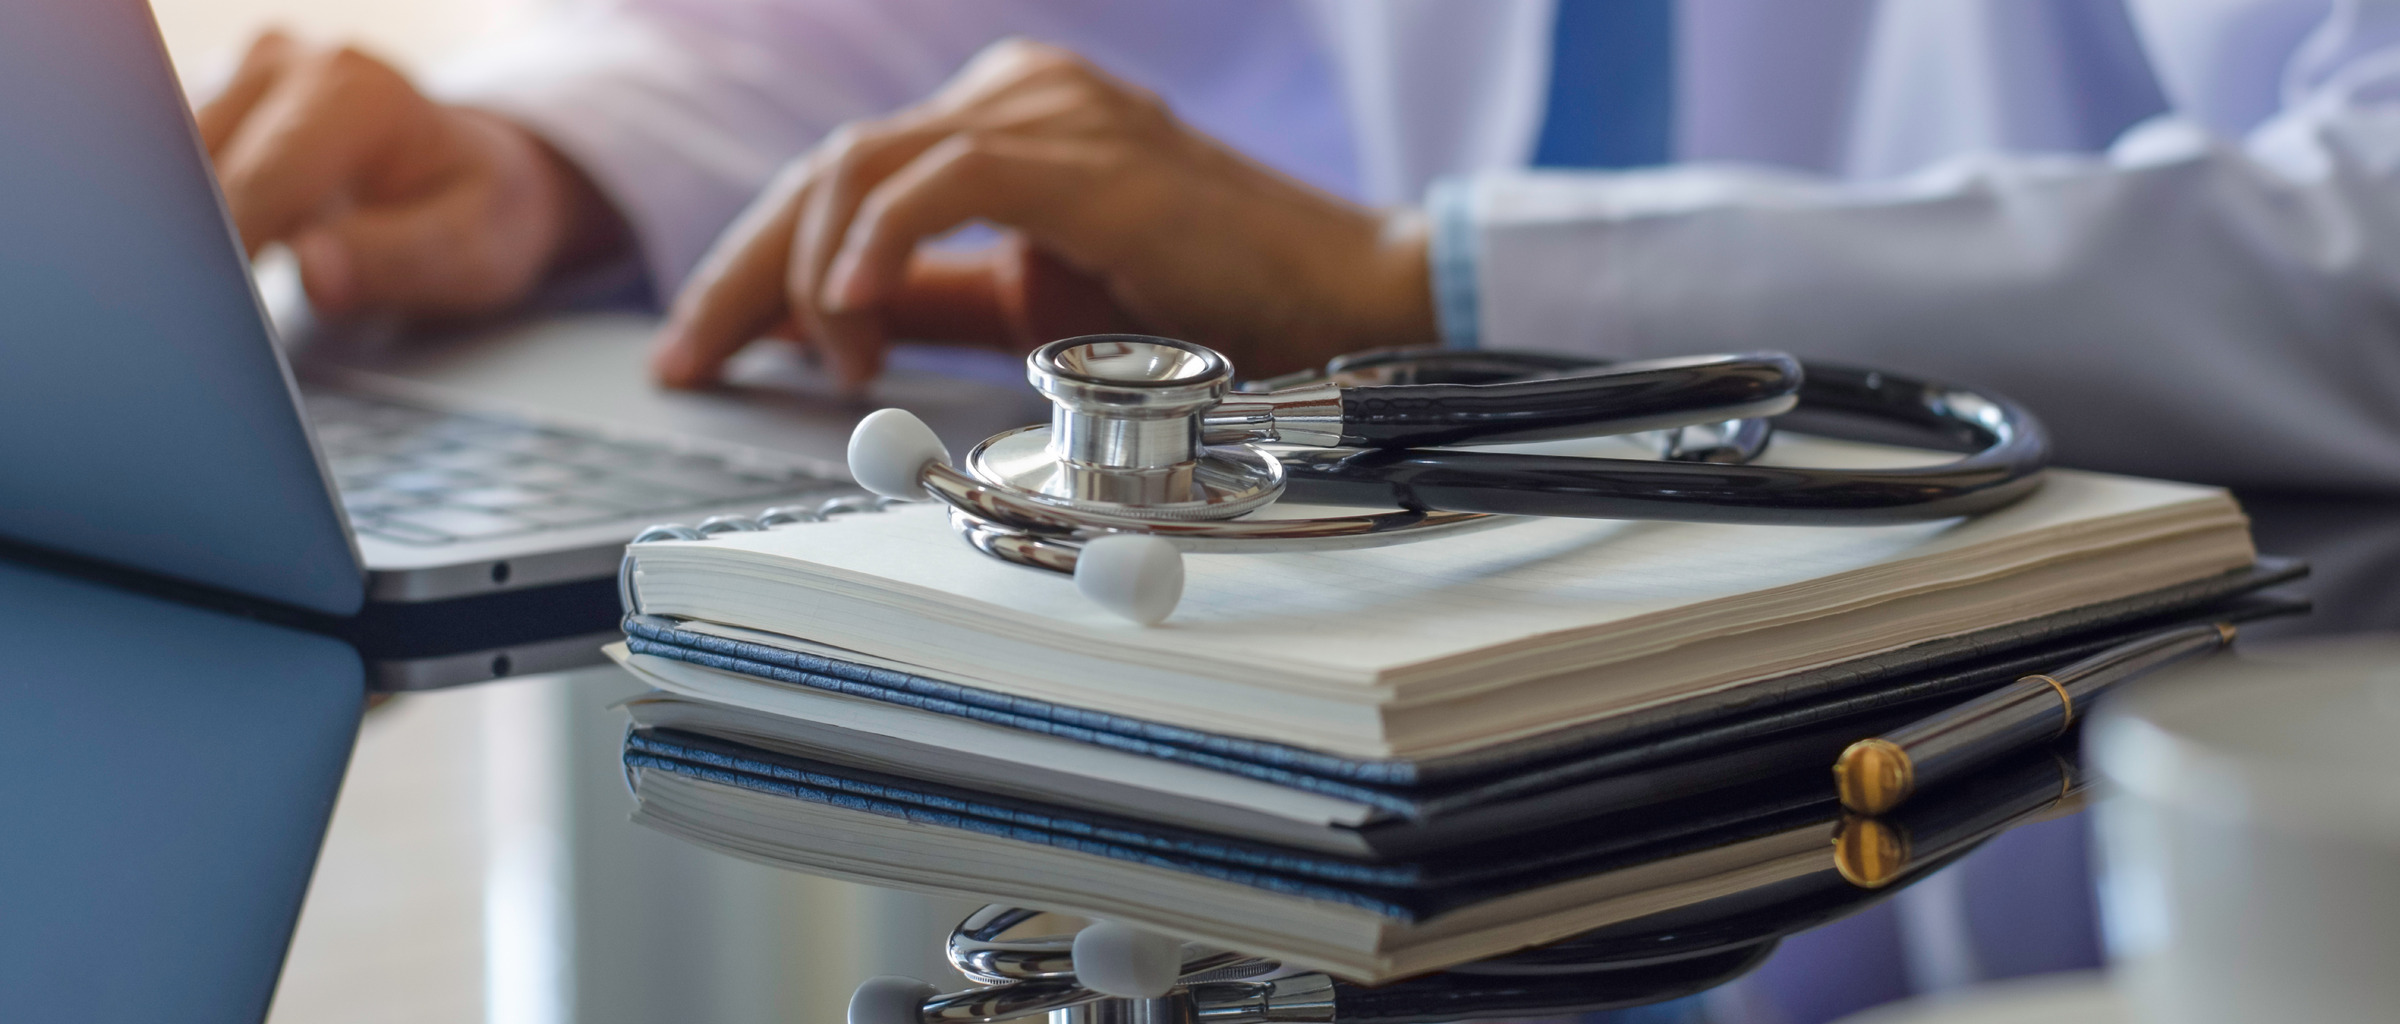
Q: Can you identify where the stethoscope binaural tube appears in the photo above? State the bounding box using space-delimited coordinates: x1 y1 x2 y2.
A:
1274 361 2048 526
1265 350 1804 448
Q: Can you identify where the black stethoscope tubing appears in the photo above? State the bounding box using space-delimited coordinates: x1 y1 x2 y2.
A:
1276 355 2050 526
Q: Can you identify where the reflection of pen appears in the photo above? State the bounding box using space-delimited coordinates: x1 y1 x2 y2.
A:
1834 747 2085 888
1833 621 2236 815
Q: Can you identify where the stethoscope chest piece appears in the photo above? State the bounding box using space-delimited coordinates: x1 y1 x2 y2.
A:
968 336 1286 521
967 424 1283 520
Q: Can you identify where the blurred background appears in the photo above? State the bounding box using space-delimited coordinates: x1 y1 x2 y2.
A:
155 0 545 86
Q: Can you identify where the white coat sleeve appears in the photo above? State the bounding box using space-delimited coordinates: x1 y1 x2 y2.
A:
425 1 1360 305
424 2 1002 299
1437 61 2400 490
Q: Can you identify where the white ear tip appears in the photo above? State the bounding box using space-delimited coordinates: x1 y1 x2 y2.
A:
847 408 951 500
1072 921 1183 998
847 976 935 1024
1073 534 1184 625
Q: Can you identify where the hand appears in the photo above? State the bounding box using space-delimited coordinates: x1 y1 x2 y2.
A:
652 39 1437 392
197 32 625 318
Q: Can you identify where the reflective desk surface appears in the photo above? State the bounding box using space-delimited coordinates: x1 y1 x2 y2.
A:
4 313 2396 1021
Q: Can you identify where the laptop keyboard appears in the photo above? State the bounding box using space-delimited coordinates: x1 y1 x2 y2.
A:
304 391 841 547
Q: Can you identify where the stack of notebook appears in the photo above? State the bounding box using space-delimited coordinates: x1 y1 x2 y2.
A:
610 434 2286 981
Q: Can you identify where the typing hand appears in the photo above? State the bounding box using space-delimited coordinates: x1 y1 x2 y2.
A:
197 32 623 319
652 39 1437 393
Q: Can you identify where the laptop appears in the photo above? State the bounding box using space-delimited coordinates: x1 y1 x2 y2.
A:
0 0 869 687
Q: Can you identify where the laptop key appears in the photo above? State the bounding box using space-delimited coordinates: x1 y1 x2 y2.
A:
482 430 615 463
313 422 379 453
327 452 407 477
380 506 534 540
413 445 520 473
340 489 428 516
422 416 526 442
548 477 702 510
509 500 637 527
614 460 795 499
448 485 557 510
353 518 451 545
496 460 593 488
379 468 488 492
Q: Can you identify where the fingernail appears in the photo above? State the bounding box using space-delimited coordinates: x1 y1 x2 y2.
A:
823 251 872 312
293 233 352 313
649 328 700 387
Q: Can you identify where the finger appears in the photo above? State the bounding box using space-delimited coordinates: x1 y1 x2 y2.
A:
195 30 297 157
785 119 961 391
822 133 1091 319
651 164 815 388
879 241 1135 350
760 312 808 345
771 46 1130 389
816 135 1134 384
999 236 1142 345
878 249 1012 343
790 183 889 391
214 47 437 254
291 182 534 316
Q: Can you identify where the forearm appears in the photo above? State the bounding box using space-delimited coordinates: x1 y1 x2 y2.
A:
1441 113 2400 490
520 120 634 279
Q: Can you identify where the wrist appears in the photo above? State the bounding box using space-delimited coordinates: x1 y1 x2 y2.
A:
1226 206 1436 379
533 133 632 277
461 108 630 283
1346 209 1437 353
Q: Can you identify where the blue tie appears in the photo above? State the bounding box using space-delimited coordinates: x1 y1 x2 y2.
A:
1532 0 1675 169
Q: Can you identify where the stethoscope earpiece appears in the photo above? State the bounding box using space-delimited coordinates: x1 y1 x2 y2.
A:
848 406 952 501
1072 533 1185 626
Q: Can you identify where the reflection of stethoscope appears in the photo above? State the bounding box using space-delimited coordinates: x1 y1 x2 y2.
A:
848 335 2049 624
845 858 1953 1024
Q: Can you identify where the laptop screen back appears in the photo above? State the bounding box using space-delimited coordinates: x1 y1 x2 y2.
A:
0 0 363 615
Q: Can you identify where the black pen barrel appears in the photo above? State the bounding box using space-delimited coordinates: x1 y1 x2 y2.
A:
1834 621 2234 814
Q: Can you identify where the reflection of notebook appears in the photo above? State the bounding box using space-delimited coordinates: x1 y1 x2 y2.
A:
620 727 2101 983
622 729 1848 982
621 437 2257 760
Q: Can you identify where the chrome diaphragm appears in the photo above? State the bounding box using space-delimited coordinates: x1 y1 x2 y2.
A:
964 335 1285 522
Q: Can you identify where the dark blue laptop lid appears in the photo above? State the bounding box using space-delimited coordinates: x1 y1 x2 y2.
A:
0 0 364 616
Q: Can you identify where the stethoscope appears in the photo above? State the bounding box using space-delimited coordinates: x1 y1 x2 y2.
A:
847 335 2049 624
845 859 1953 1024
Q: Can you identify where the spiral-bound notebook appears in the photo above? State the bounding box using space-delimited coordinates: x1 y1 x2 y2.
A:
617 439 2259 761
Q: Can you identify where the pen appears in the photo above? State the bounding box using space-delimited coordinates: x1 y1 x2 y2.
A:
1832 620 2236 815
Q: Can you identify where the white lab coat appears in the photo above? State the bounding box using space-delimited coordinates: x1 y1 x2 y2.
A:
439 0 2400 489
